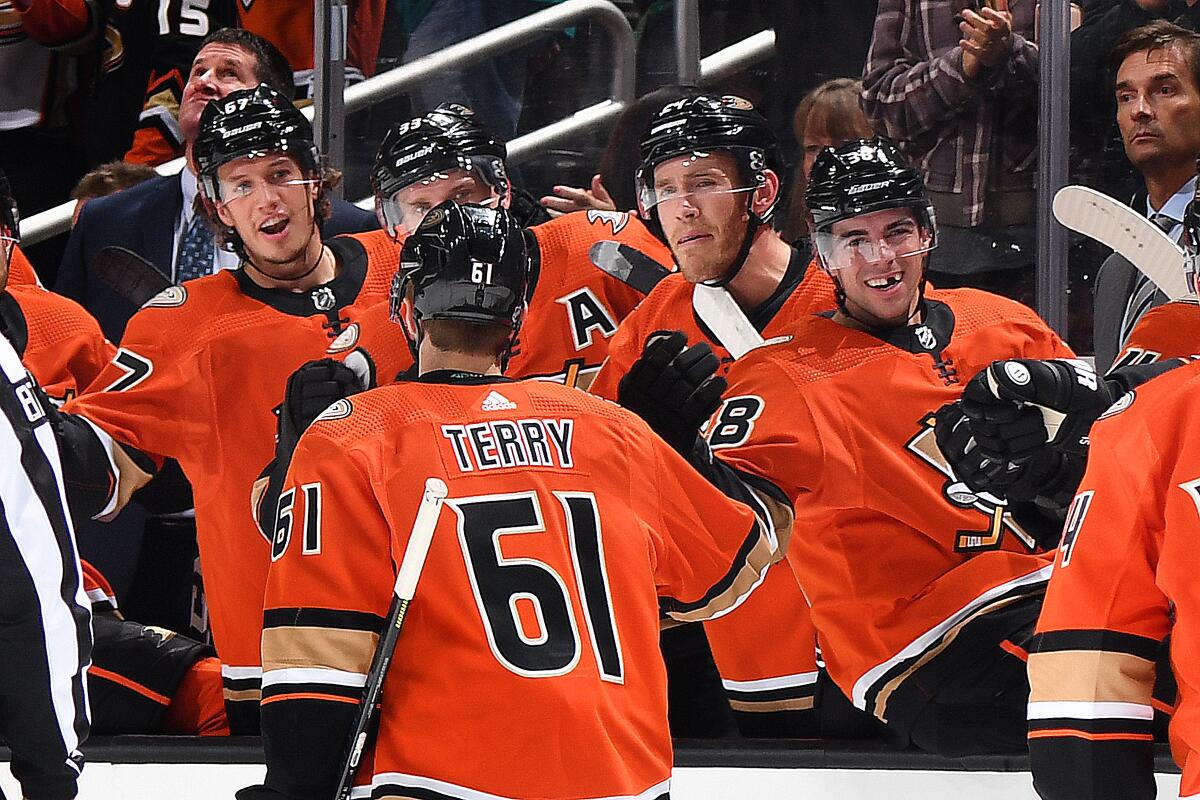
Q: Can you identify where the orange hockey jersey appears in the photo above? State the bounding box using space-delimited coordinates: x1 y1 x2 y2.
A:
589 250 835 398
0 282 114 404
258 375 772 800
7 244 42 287
509 210 668 388
715 288 1073 729
1028 360 1200 800
62 235 412 734
589 249 834 716
1113 297 1200 369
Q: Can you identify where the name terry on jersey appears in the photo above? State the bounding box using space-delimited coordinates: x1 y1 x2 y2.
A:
441 418 574 472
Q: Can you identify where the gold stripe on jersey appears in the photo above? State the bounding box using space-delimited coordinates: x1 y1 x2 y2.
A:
873 593 1026 722
1028 650 1156 707
223 687 262 703
261 626 379 676
730 696 816 713
665 522 773 624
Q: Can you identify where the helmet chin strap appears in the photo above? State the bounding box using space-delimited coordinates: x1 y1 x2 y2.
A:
700 194 762 289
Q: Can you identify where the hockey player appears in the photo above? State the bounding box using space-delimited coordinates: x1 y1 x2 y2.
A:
1026 359 1200 800
242 201 776 800
61 84 412 734
684 138 1080 755
0 168 92 800
590 94 843 737
371 103 668 388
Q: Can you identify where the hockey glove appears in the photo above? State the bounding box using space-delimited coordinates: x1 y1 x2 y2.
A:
618 330 727 454
277 357 367 458
256 354 372 537
960 358 1114 460
933 401 1010 495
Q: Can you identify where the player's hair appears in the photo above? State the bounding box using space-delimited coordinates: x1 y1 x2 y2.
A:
783 78 876 243
1109 20 1200 96
70 161 158 202
423 318 512 360
198 28 295 101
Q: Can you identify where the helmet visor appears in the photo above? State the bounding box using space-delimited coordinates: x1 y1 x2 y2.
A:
212 154 319 205
636 152 756 217
813 212 936 271
0 196 18 257
377 170 501 239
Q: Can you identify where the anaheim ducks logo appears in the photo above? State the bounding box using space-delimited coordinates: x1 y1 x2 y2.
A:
421 207 446 230
1098 390 1135 420
325 322 360 354
586 210 629 235
315 397 353 422
143 286 187 309
905 413 1037 553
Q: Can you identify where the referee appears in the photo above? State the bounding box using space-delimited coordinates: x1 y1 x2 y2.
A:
0 170 91 800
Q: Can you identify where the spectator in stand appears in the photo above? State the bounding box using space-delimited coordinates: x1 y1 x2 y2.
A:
1092 21 1200 370
862 0 1040 306
781 78 876 246
236 0 386 97
1071 0 1199 198
401 1 565 142
0 0 97 214
69 160 157 227
55 27 377 343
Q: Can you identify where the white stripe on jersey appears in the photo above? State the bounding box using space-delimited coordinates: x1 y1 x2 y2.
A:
1027 700 1154 721
220 664 264 681
852 565 1054 709
0 336 90 755
722 670 819 693
371 772 671 800
260 667 366 689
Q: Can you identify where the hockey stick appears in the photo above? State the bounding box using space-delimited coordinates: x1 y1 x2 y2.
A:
691 284 768 360
332 477 449 800
91 246 175 307
1052 185 1190 301
587 240 672 295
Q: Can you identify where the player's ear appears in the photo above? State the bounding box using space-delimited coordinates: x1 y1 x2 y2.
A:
751 169 780 217
214 199 235 229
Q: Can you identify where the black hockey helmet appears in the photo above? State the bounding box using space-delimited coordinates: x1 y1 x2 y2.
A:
372 104 509 235
193 83 320 203
0 168 17 251
806 137 935 244
634 94 781 287
391 201 530 360
635 94 781 224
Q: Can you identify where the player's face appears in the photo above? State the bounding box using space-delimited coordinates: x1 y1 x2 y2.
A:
827 207 927 328
653 152 755 284
382 169 498 238
1115 46 1200 172
180 43 261 144
214 154 322 276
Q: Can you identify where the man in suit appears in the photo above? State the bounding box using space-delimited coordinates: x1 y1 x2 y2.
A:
1094 20 1200 371
55 27 376 343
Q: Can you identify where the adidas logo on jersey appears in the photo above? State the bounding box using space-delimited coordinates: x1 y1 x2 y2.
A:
481 390 517 411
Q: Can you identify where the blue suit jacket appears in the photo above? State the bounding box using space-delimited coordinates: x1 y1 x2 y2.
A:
55 173 378 342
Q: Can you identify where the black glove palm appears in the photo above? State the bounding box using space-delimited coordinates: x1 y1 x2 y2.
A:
618 330 727 454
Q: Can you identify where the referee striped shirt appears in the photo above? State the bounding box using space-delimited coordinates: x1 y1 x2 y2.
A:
0 332 91 798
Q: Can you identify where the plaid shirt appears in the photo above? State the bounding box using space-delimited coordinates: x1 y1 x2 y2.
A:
861 0 1039 227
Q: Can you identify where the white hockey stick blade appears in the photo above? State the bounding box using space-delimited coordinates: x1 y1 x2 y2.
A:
691 284 766 360
393 477 448 600
1053 185 1190 301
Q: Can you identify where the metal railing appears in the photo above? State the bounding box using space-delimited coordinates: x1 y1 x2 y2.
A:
20 0 637 245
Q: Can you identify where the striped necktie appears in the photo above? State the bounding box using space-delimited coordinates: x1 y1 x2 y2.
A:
1117 212 1175 348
